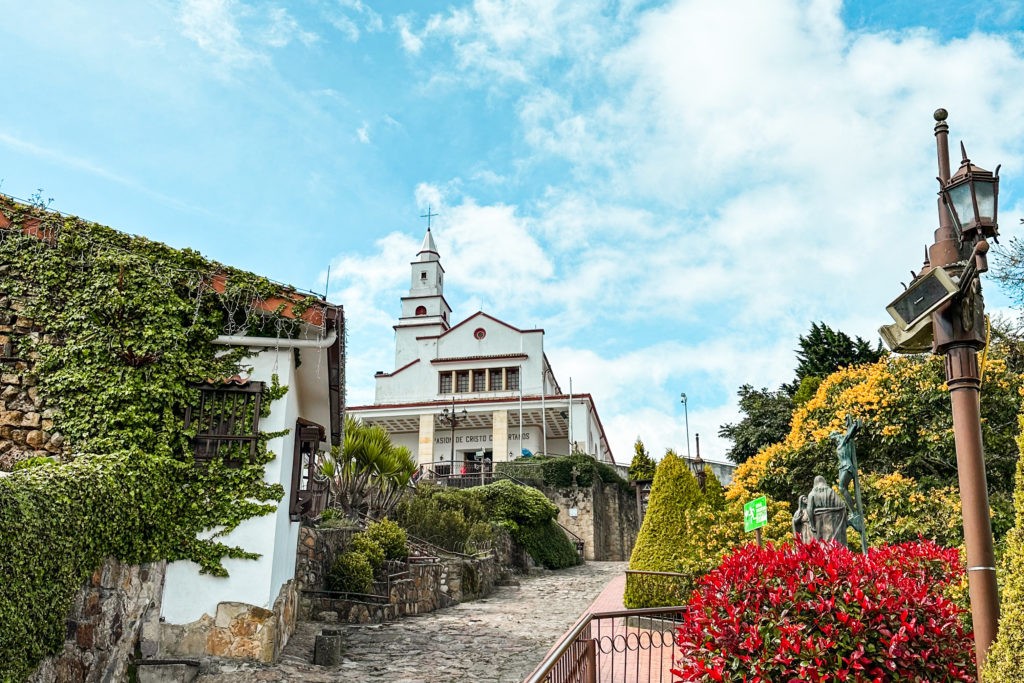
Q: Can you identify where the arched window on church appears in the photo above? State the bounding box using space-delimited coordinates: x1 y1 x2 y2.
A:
415 305 427 316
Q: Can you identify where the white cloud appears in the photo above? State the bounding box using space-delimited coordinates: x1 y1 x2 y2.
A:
356 122 371 143
261 7 319 48
328 0 383 41
402 1 613 85
178 0 261 70
396 15 424 54
178 1 319 74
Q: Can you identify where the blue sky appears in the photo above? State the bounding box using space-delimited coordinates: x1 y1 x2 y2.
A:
2 0 1024 464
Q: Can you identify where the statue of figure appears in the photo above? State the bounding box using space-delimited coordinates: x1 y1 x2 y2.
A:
805 475 848 545
831 415 865 534
791 494 813 543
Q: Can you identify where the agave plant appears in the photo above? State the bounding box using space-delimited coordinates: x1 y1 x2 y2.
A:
320 416 416 519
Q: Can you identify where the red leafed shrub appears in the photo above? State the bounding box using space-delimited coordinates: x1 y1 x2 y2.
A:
674 539 975 682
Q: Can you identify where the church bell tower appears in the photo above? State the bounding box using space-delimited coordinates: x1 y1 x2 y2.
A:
394 227 452 365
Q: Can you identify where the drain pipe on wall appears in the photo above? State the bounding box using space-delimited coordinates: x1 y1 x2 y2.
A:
212 331 338 349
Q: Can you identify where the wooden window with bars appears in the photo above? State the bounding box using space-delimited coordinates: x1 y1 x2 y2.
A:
506 367 520 391
472 370 486 392
456 370 469 393
185 381 264 464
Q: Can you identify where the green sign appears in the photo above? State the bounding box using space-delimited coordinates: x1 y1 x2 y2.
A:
744 496 768 533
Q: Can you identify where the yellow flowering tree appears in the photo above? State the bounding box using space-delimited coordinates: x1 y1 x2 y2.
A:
755 350 1021 509
730 340 1022 549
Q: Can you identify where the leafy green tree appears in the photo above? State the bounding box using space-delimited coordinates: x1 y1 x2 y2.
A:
718 384 794 464
791 321 883 387
625 450 760 607
993 234 1024 311
628 437 656 481
626 451 703 606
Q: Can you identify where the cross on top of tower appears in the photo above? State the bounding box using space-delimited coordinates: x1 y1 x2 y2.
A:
420 206 439 230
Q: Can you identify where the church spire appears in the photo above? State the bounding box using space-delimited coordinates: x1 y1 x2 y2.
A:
417 205 440 262
418 227 439 262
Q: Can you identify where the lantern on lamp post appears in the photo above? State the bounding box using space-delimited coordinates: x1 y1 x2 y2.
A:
941 143 1000 246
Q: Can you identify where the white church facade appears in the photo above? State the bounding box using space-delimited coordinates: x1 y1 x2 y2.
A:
348 229 616 475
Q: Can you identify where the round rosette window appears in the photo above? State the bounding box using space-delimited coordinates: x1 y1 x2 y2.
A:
473 327 486 340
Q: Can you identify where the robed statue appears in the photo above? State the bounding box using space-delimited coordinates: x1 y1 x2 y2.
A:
792 416 868 552
792 475 848 545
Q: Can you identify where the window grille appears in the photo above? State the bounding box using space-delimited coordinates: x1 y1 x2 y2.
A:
456 370 469 393
472 370 486 392
185 381 264 464
507 367 520 391
439 372 453 394
489 368 504 391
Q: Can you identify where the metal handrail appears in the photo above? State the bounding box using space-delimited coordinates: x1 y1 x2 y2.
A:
524 606 687 683
624 570 688 579
557 522 584 546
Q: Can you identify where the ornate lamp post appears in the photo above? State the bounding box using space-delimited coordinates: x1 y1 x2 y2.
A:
881 109 1000 671
438 399 467 475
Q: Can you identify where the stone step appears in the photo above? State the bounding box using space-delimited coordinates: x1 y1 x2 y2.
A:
136 659 201 683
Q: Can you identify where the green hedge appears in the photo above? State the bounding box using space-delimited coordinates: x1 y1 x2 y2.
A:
361 518 408 562
327 551 374 594
394 480 580 569
499 453 630 492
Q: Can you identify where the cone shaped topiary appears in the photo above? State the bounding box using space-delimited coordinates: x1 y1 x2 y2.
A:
625 450 704 607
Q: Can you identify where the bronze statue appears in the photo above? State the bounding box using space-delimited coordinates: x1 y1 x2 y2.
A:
792 416 869 552
831 415 864 533
803 475 848 544
831 415 869 554
791 494 813 543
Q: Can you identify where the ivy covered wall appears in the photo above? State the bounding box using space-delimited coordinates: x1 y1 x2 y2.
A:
0 194 340 681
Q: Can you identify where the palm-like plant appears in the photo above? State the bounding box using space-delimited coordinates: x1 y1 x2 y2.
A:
320 416 416 519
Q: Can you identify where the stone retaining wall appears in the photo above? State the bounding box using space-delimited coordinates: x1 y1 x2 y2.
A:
545 479 640 561
294 525 358 591
28 558 166 683
0 293 68 469
296 525 503 625
157 580 298 663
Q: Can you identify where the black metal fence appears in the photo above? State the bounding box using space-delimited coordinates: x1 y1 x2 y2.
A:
524 606 685 683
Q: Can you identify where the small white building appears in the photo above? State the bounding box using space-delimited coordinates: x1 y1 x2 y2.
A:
158 295 343 662
349 229 615 474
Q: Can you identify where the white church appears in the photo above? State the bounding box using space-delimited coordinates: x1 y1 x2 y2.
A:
349 228 617 476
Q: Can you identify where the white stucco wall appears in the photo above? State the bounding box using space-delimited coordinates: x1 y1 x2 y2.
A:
161 348 308 625
379 313 546 405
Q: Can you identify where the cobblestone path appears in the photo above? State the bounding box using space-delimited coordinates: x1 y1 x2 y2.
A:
196 561 626 683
